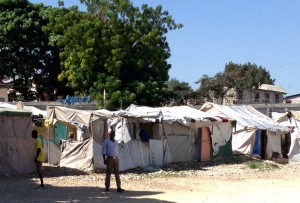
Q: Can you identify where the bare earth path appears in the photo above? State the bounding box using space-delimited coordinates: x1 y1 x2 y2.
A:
1 161 300 203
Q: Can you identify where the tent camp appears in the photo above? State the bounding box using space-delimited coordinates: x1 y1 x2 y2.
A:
200 102 290 159
0 108 34 175
272 111 300 162
43 105 233 172
112 104 234 170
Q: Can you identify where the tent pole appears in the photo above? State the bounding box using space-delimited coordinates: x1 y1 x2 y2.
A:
90 113 93 138
46 104 50 165
47 122 50 164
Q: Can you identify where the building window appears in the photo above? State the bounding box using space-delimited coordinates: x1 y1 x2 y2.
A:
237 91 243 100
255 92 259 102
265 93 270 102
275 94 279 103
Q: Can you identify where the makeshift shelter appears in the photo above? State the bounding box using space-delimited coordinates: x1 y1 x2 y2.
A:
44 105 233 172
200 102 290 159
45 106 113 169
113 104 233 170
272 111 300 162
0 108 34 175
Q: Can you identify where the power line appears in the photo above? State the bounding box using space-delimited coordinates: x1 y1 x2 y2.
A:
268 62 299 69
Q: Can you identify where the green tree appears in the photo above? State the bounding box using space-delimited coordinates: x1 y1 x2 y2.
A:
167 78 193 105
196 74 218 103
0 0 73 101
224 62 274 91
196 62 275 104
46 0 182 110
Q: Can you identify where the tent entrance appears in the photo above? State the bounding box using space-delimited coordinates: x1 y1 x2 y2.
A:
200 127 211 161
54 122 70 145
260 130 268 159
281 133 291 158
139 123 153 141
253 130 268 159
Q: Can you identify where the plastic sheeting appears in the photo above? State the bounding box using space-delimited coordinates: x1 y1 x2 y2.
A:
266 131 283 159
60 139 93 170
272 111 300 162
0 113 35 175
201 102 289 158
60 138 172 171
43 140 61 165
45 105 233 171
288 131 300 162
201 102 289 132
116 104 233 159
232 128 256 155
167 136 193 162
209 122 233 156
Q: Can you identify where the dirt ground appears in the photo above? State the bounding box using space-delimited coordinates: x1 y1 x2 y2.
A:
1 159 300 203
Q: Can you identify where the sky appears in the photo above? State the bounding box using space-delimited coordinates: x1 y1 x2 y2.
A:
30 0 300 96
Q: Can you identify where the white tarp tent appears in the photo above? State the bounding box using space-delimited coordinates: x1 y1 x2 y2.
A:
45 106 166 171
114 104 233 167
0 108 34 175
272 111 300 162
45 106 110 170
200 102 290 159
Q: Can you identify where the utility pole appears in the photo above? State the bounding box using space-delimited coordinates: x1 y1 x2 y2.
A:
103 89 106 109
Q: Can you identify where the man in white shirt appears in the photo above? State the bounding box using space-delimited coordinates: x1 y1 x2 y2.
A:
102 130 125 193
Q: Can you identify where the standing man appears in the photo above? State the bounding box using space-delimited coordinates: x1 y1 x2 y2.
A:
102 130 124 193
32 130 45 190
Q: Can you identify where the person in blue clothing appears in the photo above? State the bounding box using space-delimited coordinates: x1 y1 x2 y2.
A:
102 130 125 193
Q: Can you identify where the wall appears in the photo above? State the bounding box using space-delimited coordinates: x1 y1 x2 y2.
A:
8 101 98 111
251 103 300 117
223 88 285 105
0 87 8 102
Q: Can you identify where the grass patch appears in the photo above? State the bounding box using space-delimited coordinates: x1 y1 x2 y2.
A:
243 160 279 170
150 172 188 178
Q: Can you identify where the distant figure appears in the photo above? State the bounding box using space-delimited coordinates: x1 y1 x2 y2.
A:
59 132 76 152
32 130 45 190
139 129 150 144
69 132 75 141
102 130 124 193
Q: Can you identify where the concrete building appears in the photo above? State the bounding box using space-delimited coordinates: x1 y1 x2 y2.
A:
222 84 287 105
283 94 300 104
0 84 13 102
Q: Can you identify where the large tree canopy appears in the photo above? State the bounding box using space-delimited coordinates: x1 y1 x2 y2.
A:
0 0 72 101
167 78 193 105
46 0 182 109
224 62 275 90
196 62 275 103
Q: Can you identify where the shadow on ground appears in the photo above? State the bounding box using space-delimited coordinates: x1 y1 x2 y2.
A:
0 176 174 203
